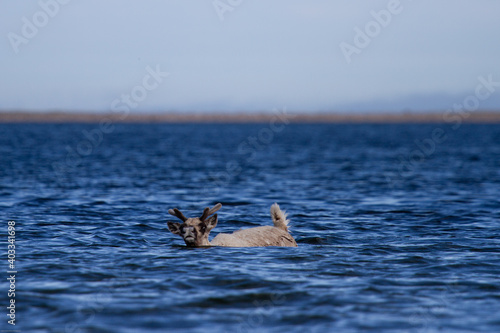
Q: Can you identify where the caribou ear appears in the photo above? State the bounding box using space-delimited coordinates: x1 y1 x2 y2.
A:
167 222 182 235
205 214 218 231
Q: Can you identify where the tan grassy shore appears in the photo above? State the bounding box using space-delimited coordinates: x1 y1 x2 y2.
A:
1 111 500 123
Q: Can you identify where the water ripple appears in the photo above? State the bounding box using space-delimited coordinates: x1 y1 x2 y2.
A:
2 124 500 332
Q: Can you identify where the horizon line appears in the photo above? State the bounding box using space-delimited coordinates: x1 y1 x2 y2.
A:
1 110 500 124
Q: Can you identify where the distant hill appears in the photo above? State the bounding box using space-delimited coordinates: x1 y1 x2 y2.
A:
336 92 500 113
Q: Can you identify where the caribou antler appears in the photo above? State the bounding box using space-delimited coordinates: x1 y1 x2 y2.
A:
200 203 222 221
168 208 187 222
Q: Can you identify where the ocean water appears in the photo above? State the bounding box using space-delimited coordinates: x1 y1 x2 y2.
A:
1 122 500 332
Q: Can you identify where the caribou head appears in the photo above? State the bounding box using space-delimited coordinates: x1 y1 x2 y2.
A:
167 203 222 247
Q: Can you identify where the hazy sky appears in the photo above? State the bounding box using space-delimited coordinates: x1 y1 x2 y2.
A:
1 0 500 113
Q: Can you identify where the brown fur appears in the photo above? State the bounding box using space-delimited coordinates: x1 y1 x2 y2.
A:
167 203 297 247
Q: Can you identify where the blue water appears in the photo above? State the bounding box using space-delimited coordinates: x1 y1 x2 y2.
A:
1 123 500 332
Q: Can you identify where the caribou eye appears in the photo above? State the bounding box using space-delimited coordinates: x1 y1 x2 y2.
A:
199 224 206 232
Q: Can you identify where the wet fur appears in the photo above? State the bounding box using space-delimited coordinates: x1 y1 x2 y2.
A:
167 203 297 248
211 226 296 247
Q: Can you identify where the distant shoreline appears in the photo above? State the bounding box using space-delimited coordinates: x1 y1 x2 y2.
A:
1 111 500 124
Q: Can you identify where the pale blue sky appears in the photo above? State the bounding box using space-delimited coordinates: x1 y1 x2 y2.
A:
1 0 500 113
